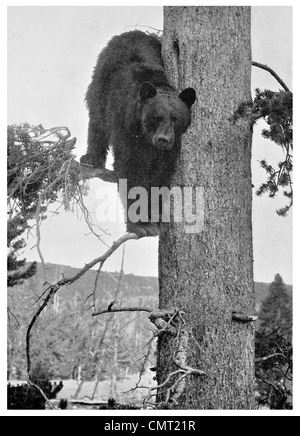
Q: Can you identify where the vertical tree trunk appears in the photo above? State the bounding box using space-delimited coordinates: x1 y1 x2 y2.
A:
110 318 120 401
158 6 255 409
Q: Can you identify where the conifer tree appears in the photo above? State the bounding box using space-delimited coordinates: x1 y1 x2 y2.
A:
259 274 292 342
7 123 75 287
7 124 44 287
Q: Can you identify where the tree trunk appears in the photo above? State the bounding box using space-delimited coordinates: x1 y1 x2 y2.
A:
110 318 120 401
157 6 255 410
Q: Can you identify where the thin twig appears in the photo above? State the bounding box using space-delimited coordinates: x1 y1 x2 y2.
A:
92 263 103 311
125 24 163 34
7 307 20 329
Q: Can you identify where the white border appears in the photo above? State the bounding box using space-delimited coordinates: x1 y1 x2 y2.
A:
2 0 298 417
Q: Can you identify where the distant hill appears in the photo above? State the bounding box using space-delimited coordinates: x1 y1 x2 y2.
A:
12 261 292 312
33 262 292 309
33 262 159 303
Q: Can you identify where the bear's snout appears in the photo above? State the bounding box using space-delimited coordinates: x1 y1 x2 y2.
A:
154 135 174 151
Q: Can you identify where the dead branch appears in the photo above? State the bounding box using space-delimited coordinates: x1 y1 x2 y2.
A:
125 24 163 35
134 310 184 400
92 243 126 312
255 352 289 364
166 318 206 408
91 263 103 311
34 159 75 282
125 309 206 409
252 61 291 92
149 310 180 336
32 126 71 143
7 307 20 329
92 306 153 317
125 368 184 401
232 311 258 323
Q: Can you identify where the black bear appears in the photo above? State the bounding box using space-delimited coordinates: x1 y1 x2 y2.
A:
81 30 196 237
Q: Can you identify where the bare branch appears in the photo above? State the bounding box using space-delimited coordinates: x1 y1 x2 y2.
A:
7 307 20 329
232 311 258 323
92 306 153 317
255 353 286 364
91 263 103 311
125 24 163 34
252 61 291 92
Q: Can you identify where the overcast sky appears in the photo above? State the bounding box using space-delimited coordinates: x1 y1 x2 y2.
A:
7 6 292 284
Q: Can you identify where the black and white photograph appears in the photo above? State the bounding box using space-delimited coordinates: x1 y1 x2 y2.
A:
5 1 294 417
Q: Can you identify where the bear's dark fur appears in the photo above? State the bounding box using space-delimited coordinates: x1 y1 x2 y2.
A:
81 30 196 237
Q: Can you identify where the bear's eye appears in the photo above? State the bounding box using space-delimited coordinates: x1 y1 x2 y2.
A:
171 116 178 123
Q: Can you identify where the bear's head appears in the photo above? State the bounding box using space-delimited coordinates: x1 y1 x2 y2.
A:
139 82 196 151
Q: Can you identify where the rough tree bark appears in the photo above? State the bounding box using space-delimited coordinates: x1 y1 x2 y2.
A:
157 6 255 409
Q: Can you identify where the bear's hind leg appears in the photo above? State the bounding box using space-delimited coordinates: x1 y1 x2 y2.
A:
127 222 160 238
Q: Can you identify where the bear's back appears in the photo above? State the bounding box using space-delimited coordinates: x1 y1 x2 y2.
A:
86 31 170 129
92 31 164 85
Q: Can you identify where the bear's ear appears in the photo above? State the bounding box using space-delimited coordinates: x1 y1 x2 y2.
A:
140 82 157 101
179 88 196 108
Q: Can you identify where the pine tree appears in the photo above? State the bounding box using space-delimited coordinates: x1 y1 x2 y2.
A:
259 274 292 342
7 124 44 287
256 274 292 409
7 123 76 287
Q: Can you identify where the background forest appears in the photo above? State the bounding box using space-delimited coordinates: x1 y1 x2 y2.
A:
7 263 292 408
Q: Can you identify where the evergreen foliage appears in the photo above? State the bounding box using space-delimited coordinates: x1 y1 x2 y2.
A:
255 274 293 409
255 330 292 409
98 397 140 410
7 123 79 288
7 123 48 287
7 363 63 410
253 89 293 216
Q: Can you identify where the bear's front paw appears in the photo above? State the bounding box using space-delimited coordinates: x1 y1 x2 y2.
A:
80 153 105 168
127 222 160 238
